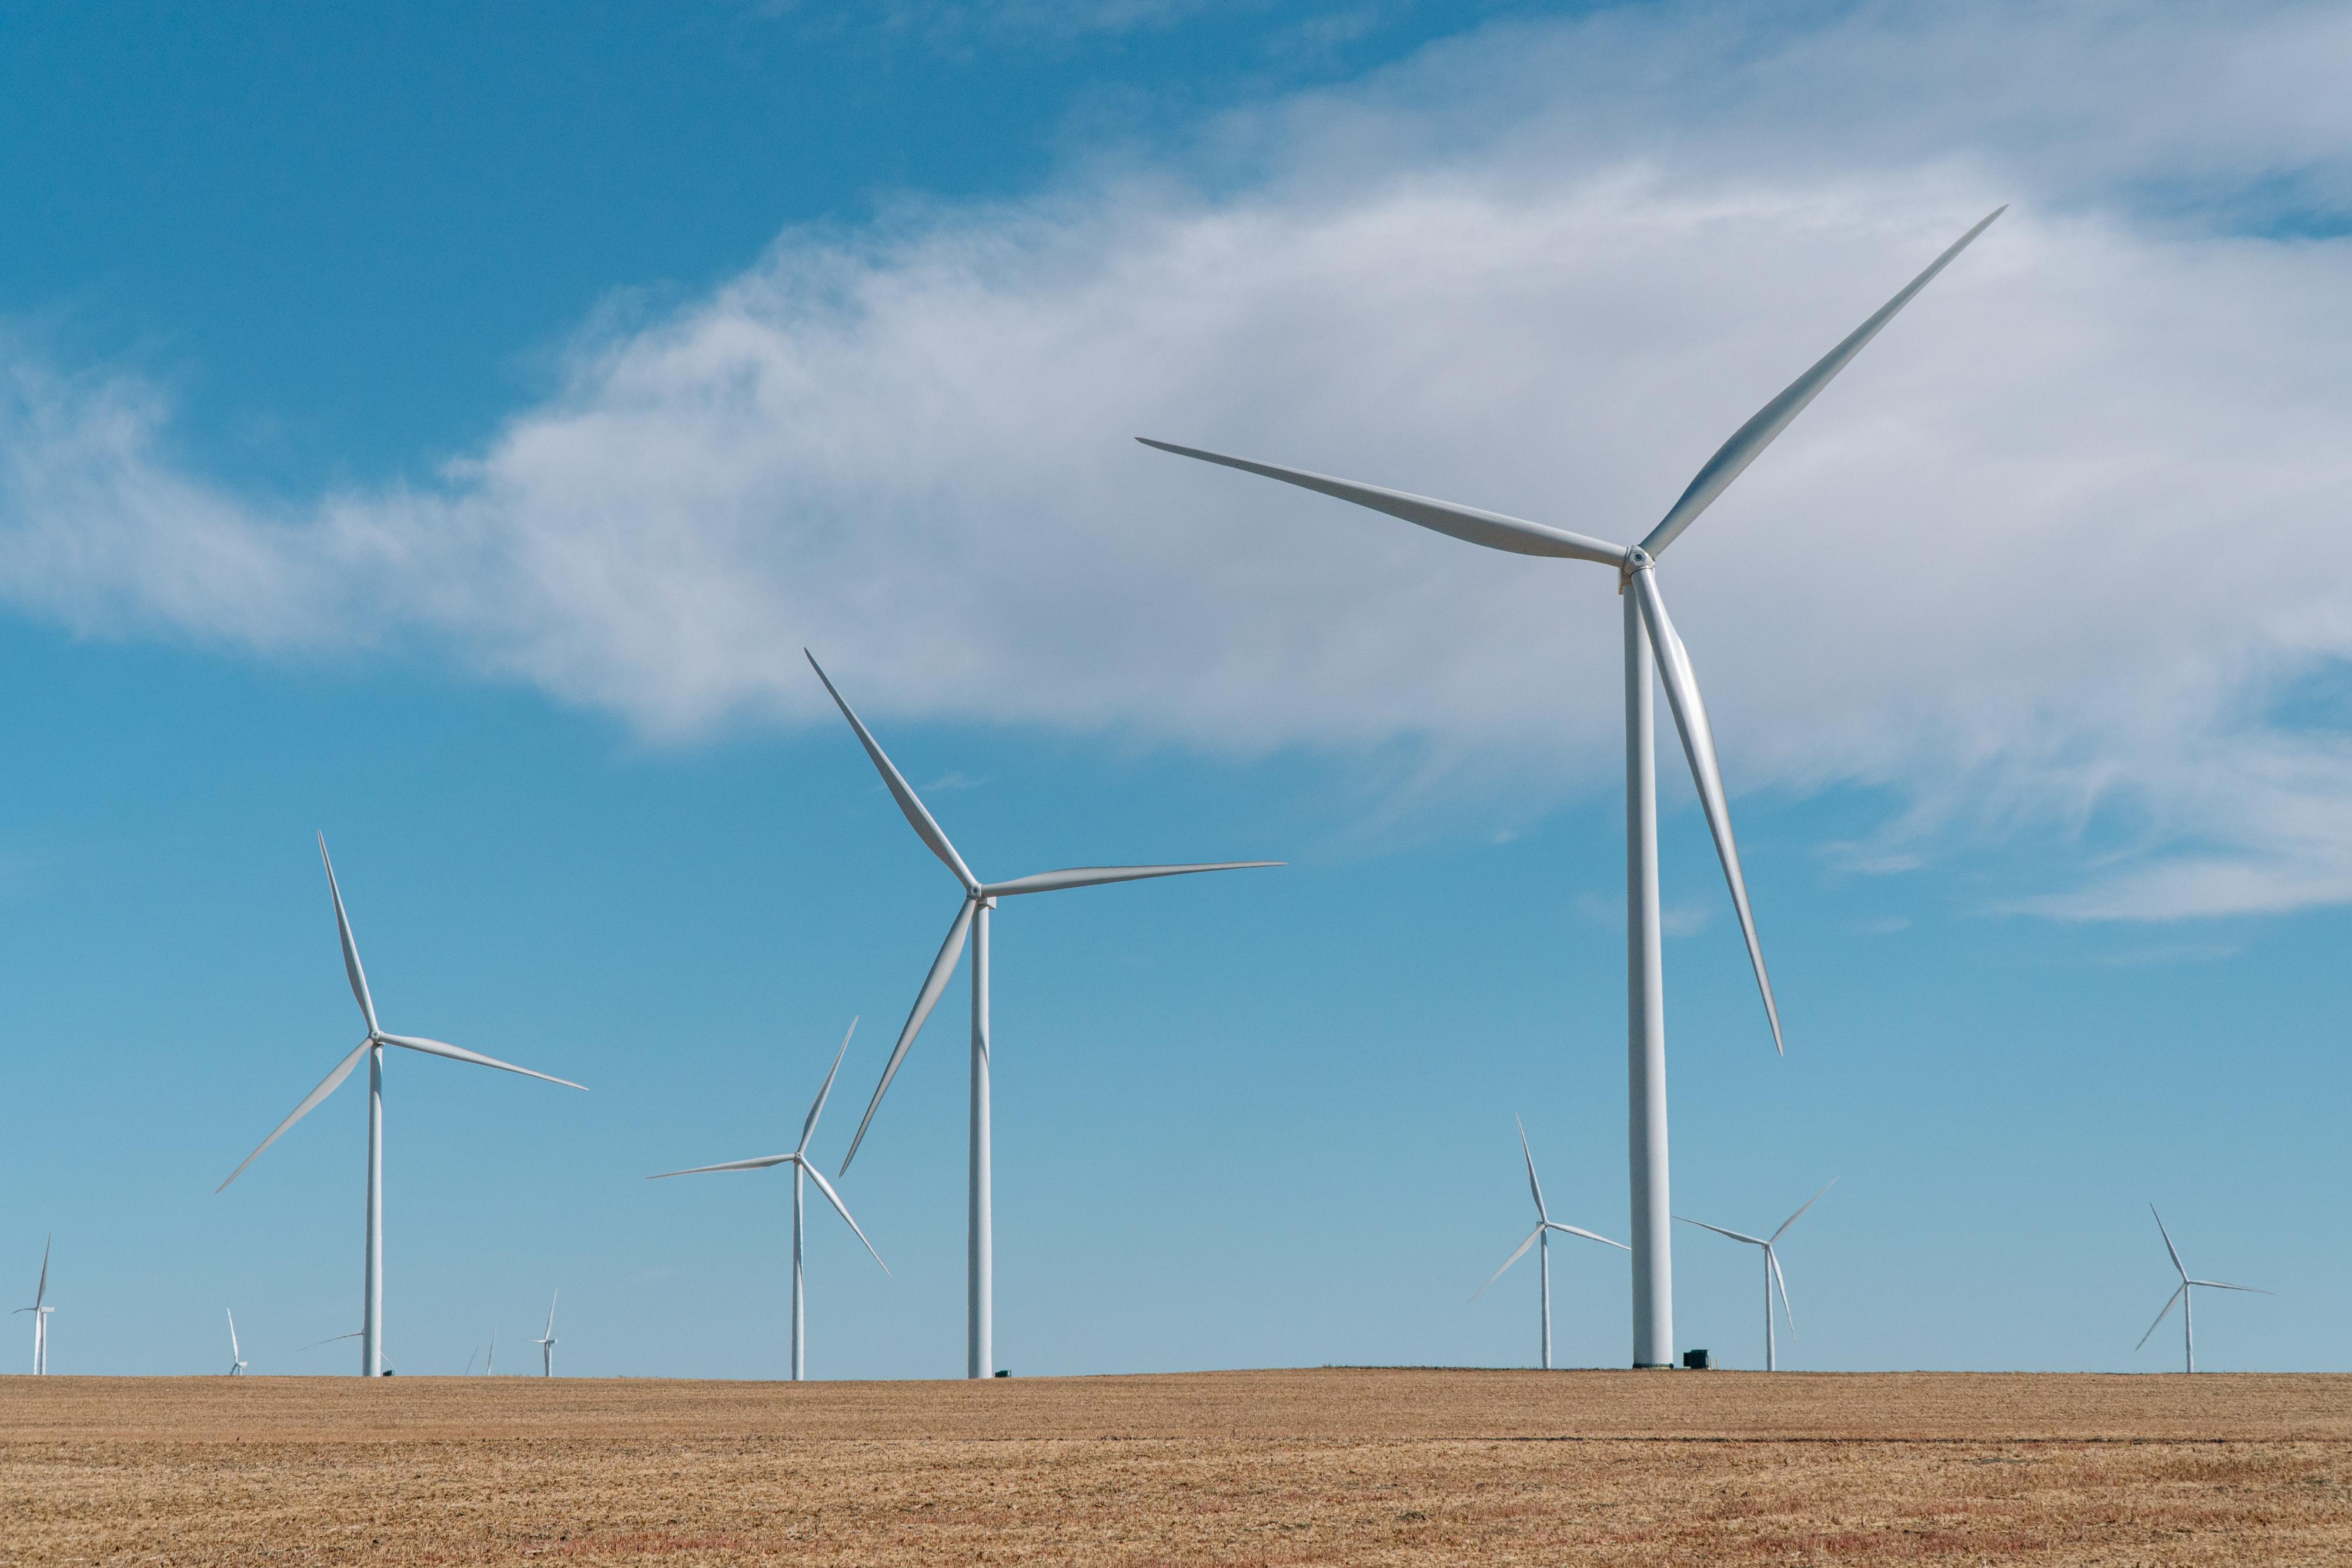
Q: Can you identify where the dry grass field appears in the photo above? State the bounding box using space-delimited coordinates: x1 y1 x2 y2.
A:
4 1368 2348 1565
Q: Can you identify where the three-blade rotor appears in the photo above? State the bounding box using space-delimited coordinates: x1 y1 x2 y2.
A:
217 836 586 1192
806 652 1278 1174
1142 210 2006 1057
2137 1205 2271 1351
648 1018 889 1274
1676 1179 1836 1329
1474 1121 1627 1299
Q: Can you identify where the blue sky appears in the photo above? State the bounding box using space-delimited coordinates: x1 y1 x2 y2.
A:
4 1 2350 1379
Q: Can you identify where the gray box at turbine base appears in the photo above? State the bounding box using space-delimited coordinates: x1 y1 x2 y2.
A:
1682 1349 1711 1370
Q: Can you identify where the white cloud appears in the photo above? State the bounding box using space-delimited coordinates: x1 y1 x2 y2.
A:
5 2 2352 918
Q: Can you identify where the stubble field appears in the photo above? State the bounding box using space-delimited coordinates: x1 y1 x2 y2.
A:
4 1368 2348 1565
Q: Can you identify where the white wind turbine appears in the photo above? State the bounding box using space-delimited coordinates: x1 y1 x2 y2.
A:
225 1309 248 1375
15 1235 53 1375
1472 1118 1626 1369
652 1019 887 1381
807 653 1278 1379
2137 1205 2270 1374
1677 1180 1836 1371
533 1292 559 1377
218 834 586 1377
1142 209 2001 1366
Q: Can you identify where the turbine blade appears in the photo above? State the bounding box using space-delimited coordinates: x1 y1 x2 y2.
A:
804 651 979 892
2187 1280 2273 1295
1547 1222 1631 1251
1673 1215 1768 1247
646 1154 794 1178
1770 1247 1794 1328
1472 1225 1546 1300
318 834 380 1035
300 1330 364 1352
1770 1178 1839 1242
981 861 1281 898
1137 439 1630 566
218 1039 371 1191
2150 1205 2188 1281
226 1309 238 1360
1515 1115 1548 1223
545 1292 557 1338
35 1235 49 1309
376 1033 586 1091
802 1162 891 1275
1639 207 2005 558
797 1017 860 1156
840 898 975 1174
2136 1285 2185 1350
1631 569 1782 1052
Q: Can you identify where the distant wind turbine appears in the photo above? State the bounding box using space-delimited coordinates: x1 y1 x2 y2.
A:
2137 1205 2270 1373
534 1292 558 1377
486 1329 495 1376
1677 1181 1837 1370
806 654 1278 1379
1472 1119 1626 1369
225 1309 247 1375
1142 209 2001 1366
218 835 587 1377
652 1019 887 1380
15 1235 53 1375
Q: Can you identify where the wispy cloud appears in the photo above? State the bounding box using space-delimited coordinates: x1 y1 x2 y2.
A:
5 2 2352 920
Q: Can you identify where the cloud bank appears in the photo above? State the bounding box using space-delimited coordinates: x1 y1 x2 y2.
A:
5 1 2352 919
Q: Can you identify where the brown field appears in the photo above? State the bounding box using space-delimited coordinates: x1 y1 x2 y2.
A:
4 1369 2348 1565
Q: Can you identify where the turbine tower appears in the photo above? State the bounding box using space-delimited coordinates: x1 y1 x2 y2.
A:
534 1292 559 1378
225 1309 248 1375
1141 209 2000 1365
1676 1180 1836 1370
218 834 587 1377
806 653 1278 1379
2137 1205 2270 1373
652 1019 888 1380
1472 1118 1626 1369
15 1235 53 1375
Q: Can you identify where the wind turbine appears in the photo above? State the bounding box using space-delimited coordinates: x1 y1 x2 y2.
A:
534 1292 558 1377
1676 1180 1836 1370
1472 1118 1626 1369
806 653 1278 1379
2137 1205 2270 1373
1141 208 2002 1366
225 1309 248 1375
217 834 587 1378
15 1235 53 1375
652 1019 888 1380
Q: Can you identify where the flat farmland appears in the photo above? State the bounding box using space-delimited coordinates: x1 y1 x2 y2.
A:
5 1369 2348 1565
